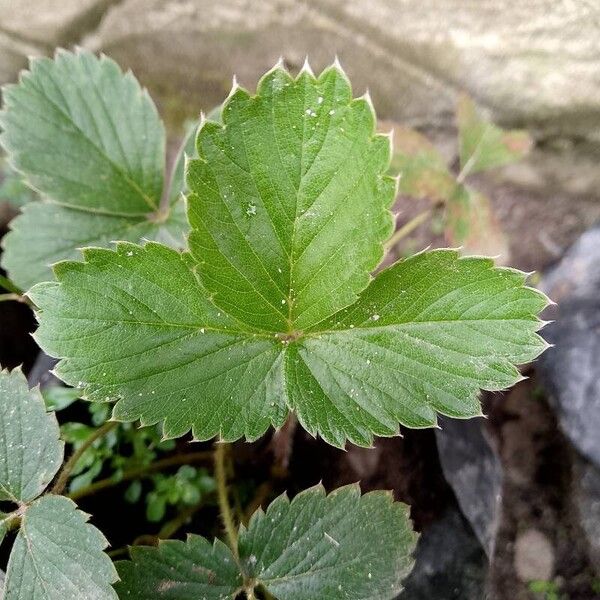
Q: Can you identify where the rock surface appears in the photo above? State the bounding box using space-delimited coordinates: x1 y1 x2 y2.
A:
572 455 600 572
539 226 600 467
398 506 487 600
79 0 600 139
2 1 600 143
435 415 502 557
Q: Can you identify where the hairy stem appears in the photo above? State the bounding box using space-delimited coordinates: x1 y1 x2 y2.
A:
214 442 238 555
0 292 31 305
385 208 432 251
68 450 213 502
52 421 118 495
158 493 212 539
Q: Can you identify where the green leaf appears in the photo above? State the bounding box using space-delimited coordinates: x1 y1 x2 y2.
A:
0 50 188 289
0 50 163 214
115 536 242 599
0 158 36 208
0 369 63 503
2 201 187 290
4 495 118 599
457 93 532 175
388 124 455 202
30 63 549 448
187 64 395 331
41 385 81 411
167 119 200 204
115 484 416 599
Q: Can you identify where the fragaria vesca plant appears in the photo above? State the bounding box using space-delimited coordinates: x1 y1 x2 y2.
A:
0 50 549 599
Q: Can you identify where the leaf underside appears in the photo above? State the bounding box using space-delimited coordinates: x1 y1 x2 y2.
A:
0 369 63 503
30 62 549 448
0 50 188 289
115 484 416 600
5 495 118 599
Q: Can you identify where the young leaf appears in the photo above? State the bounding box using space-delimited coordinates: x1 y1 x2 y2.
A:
0 50 188 289
445 184 510 261
388 124 455 202
115 484 416 600
4 495 118 599
0 369 63 503
30 63 549 448
457 93 532 176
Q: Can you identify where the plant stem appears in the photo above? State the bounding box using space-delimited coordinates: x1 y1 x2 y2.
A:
68 450 213 501
0 292 30 305
214 442 238 555
158 493 212 539
52 421 118 495
0 274 22 295
385 208 432 251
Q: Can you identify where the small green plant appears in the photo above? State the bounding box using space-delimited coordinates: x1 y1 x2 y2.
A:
388 93 532 258
528 579 565 600
0 50 548 598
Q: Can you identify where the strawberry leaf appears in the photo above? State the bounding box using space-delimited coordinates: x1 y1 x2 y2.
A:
0 50 188 289
115 484 416 600
30 63 549 448
388 124 455 202
457 93 533 175
0 369 63 503
5 495 118 599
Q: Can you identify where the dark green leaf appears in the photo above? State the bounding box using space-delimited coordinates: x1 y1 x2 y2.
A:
115 485 416 599
30 63 549 448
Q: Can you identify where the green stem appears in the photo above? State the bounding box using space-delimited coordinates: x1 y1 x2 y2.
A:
52 421 118 495
385 208 432 251
68 450 213 502
158 493 213 539
0 274 22 295
214 442 238 556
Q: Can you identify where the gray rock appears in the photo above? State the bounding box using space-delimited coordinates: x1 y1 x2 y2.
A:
26 351 59 389
435 416 502 557
539 226 600 467
83 0 600 142
0 0 120 85
398 506 487 600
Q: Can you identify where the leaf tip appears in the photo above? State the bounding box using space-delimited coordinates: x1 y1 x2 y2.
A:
299 55 315 77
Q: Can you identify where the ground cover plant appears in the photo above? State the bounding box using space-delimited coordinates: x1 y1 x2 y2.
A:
0 50 549 598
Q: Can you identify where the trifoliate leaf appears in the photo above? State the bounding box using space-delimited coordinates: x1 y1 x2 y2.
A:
0 369 63 503
0 50 188 289
30 63 549 448
115 484 416 600
457 93 532 175
115 537 242 599
4 495 118 599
